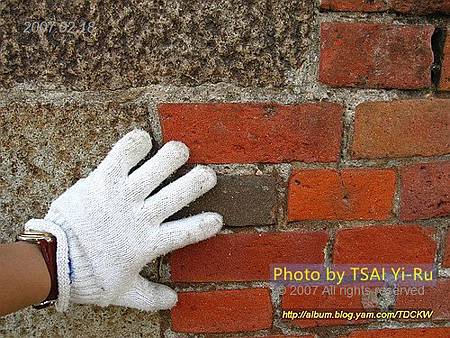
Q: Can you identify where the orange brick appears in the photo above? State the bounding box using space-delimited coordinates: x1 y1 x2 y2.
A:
319 23 433 89
400 162 450 221
159 102 342 163
334 225 436 264
288 169 395 221
281 285 370 327
170 231 327 282
444 230 450 268
352 100 450 159
171 289 272 333
396 279 450 321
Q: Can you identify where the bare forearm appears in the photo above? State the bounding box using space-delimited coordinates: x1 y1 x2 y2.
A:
0 242 51 316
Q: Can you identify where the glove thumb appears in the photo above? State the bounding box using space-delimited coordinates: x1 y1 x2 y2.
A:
114 276 178 311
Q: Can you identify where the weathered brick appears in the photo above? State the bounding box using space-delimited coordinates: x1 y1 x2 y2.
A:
400 162 450 221
288 169 395 221
344 328 450 338
396 279 450 321
440 30 450 91
171 289 272 333
321 0 450 14
0 1 314 89
175 173 280 227
159 103 343 164
260 336 313 338
334 225 436 264
352 100 450 159
281 285 370 327
444 230 450 268
319 23 433 89
170 231 328 282
321 0 387 12
389 0 450 14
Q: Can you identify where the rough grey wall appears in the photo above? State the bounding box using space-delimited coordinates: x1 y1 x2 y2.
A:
0 0 313 89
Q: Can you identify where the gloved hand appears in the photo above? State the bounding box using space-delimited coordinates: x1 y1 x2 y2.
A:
25 129 223 312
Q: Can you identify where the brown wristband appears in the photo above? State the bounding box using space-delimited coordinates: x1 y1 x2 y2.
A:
33 236 58 309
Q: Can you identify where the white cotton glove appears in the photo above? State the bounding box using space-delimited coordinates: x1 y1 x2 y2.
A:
24 129 223 312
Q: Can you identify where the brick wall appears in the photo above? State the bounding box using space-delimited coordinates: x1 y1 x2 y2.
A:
0 1 449 337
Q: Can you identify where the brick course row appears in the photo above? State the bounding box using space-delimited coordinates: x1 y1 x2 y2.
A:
170 225 436 283
321 0 450 15
160 100 450 163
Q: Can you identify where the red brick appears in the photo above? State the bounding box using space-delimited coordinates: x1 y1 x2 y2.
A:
390 1 450 14
170 231 328 282
396 279 450 321
344 328 450 338
320 0 387 12
319 23 433 89
281 285 369 327
159 103 342 164
334 225 436 264
321 0 450 14
352 100 450 159
440 31 450 91
257 336 313 338
400 162 450 221
288 169 395 221
171 289 272 333
444 231 450 268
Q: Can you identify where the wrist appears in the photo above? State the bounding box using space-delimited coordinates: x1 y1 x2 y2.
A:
0 241 52 312
16 241 52 303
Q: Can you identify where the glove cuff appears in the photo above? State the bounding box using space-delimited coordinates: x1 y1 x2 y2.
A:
24 218 71 312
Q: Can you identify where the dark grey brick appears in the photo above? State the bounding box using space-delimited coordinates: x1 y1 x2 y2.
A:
175 174 281 227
